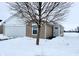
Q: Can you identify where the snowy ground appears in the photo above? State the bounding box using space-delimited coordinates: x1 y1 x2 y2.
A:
0 33 79 56
0 34 9 40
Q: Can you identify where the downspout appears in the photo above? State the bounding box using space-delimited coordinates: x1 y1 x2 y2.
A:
45 22 47 39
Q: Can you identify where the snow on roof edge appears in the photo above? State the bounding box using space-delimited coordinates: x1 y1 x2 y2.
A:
0 13 17 26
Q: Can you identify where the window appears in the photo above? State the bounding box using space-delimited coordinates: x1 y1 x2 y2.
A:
55 27 58 29
32 23 38 35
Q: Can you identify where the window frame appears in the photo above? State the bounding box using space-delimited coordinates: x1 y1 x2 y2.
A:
32 23 38 35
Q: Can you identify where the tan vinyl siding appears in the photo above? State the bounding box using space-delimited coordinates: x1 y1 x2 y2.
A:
39 24 45 38
26 23 32 37
46 24 53 38
26 22 53 39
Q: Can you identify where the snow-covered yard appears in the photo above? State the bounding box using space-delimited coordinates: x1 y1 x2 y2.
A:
0 34 9 41
0 33 79 56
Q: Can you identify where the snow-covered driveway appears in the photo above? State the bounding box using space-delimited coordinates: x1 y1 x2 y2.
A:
0 33 79 56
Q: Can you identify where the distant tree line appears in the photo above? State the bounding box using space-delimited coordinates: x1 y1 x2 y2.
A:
64 26 79 33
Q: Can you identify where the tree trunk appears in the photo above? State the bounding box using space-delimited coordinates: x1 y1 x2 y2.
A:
36 2 42 45
36 25 41 45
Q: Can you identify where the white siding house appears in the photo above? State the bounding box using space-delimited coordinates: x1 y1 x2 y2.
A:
2 15 26 38
60 25 64 37
53 23 60 37
53 22 64 37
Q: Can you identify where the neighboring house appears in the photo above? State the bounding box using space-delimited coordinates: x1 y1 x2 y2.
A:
0 15 26 38
53 22 64 37
60 25 64 37
0 15 64 39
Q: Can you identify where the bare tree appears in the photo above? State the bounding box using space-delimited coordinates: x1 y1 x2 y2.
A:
8 2 72 45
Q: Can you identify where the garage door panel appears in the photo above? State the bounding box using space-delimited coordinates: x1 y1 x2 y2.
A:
4 26 26 38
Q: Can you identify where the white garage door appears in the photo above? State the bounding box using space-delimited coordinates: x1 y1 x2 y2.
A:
4 25 26 38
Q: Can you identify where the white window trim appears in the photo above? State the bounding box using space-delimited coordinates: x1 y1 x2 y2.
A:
32 23 38 35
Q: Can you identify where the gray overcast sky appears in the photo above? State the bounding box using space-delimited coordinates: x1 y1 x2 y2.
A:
62 2 79 30
0 2 79 30
0 2 11 20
